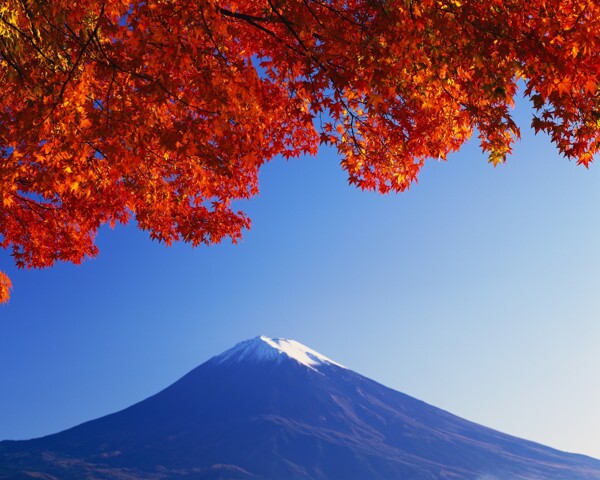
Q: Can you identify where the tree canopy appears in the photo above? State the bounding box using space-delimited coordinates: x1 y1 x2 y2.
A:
1 0 599 302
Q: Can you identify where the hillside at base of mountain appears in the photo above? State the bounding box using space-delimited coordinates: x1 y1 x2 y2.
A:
1 336 600 480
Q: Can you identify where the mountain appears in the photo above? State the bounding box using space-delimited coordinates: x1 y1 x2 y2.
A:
1 336 600 480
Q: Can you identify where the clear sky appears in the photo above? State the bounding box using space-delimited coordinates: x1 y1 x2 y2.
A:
1 98 600 460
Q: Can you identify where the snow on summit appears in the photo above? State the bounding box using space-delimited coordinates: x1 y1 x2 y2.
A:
213 336 345 371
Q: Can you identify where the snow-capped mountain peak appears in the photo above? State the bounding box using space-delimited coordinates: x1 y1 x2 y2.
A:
212 336 345 371
4 337 600 480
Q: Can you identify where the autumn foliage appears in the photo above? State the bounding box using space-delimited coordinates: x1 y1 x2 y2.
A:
1 0 600 302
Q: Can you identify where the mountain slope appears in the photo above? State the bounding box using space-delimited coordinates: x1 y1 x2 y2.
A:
1 336 600 479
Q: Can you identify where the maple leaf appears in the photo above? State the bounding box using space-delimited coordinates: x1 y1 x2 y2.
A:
0 272 11 304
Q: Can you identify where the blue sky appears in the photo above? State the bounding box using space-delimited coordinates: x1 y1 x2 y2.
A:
1 98 600 459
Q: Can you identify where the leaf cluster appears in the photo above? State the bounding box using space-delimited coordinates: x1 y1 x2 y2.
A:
2 0 600 302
